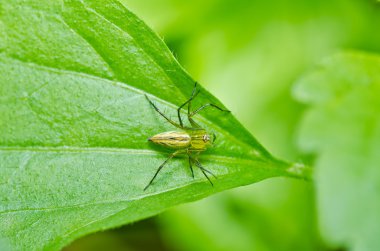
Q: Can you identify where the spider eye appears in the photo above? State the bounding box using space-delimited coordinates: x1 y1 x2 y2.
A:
203 134 210 142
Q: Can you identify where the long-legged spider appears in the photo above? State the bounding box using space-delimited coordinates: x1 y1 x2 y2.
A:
144 82 229 190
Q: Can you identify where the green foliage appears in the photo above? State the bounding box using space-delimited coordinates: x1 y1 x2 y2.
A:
113 1 380 251
294 51 380 251
0 0 309 250
158 179 317 251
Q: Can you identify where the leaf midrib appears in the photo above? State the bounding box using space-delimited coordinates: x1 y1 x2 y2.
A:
0 147 276 216
0 146 267 166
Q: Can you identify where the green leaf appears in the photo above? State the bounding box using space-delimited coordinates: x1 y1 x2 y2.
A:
0 0 309 250
294 51 380 251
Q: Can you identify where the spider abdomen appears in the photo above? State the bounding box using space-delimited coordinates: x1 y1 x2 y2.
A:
149 131 191 149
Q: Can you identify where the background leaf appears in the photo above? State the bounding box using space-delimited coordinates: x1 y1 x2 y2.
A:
157 179 317 251
0 0 308 250
294 51 380 251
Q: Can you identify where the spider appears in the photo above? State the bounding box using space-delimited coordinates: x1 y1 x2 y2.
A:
144 82 229 190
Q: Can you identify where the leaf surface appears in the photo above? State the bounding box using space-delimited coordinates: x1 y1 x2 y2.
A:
0 0 308 249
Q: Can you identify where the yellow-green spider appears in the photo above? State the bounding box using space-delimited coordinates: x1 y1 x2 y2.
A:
144 82 230 190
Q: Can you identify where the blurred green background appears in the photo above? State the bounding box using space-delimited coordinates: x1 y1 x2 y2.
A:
64 0 380 250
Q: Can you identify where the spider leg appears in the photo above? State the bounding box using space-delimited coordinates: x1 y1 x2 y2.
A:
188 154 195 178
188 116 201 128
190 103 230 118
177 82 200 127
145 94 182 129
144 149 185 191
193 158 217 179
189 156 216 186
186 84 203 128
